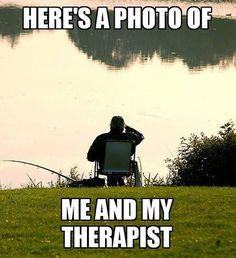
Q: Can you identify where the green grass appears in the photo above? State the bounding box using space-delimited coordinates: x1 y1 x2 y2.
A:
1 187 236 257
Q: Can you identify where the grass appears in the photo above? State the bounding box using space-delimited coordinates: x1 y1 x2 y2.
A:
0 187 236 257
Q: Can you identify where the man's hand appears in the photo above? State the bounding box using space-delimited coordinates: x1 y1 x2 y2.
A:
125 125 132 132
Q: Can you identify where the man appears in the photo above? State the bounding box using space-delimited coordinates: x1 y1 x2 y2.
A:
87 116 144 186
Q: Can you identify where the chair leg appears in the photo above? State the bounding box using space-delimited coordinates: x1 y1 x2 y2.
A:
94 162 99 178
134 161 142 187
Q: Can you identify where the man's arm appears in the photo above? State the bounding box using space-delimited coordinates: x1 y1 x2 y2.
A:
125 125 144 145
87 135 105 162
87 137 100 162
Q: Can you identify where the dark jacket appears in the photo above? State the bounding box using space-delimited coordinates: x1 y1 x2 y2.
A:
87 126 144 169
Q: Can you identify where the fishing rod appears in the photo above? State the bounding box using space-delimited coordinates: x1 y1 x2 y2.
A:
1 159 76 182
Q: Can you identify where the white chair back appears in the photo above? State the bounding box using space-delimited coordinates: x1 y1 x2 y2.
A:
102 140 133 176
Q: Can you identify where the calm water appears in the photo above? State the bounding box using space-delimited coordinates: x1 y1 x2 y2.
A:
0 2 236 187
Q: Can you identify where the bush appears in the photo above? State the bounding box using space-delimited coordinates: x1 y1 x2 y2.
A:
166 121 236 186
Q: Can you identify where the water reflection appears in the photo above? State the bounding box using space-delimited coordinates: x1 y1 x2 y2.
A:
1 6 236 69
0 6 31 47
68 12 236 70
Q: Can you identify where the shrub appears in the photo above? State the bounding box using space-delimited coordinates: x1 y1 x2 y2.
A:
166 121 236 186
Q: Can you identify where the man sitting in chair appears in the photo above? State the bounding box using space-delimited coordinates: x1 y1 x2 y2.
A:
87 116 144 186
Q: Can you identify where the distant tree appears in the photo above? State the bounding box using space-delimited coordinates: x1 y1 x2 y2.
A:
166 121 236 186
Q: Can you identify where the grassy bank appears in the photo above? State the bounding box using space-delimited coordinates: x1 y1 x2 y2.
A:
1 187 236 257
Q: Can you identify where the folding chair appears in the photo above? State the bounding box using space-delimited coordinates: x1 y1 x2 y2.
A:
94 140 142 187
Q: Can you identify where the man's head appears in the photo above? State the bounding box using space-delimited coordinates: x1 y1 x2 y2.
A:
110 116 125 133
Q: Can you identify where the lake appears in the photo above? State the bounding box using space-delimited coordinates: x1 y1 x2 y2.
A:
0 1 236 188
